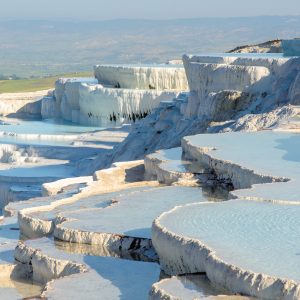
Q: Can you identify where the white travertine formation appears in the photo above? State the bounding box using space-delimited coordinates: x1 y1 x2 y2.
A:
152 200 300 300
53 186 205 246
51 66 188 126
41 96 57 119
78 84 178 126
90 54 300 170
182 131 300 200
182 54 300 120
183 54 289 75
144 147 207 185
41 176 92 196
16 160 158 239
150 275 253 300
54 78 98 119
151 130 300 299
183 62 268 119
0 90 49 117
2 50 300 299
15 238 160 300
94 65 188 90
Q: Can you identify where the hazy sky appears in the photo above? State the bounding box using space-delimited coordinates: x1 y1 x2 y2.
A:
2 0 300 20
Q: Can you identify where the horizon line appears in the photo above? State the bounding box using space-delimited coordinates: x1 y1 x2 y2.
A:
1 14 300 23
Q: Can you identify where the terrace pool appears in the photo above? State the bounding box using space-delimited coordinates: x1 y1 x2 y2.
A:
0 118 105 146
0 118 103 135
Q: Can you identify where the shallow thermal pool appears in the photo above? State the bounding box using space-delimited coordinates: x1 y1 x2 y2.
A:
0 118 103 135
58 186 226 239
185 131 300 202
23 237 160 300
159 200 300 283
0 117 105 146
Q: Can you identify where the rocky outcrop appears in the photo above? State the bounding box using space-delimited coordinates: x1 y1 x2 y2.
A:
228 39 282 54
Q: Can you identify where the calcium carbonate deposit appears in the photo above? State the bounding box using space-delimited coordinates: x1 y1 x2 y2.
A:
0 39 300 299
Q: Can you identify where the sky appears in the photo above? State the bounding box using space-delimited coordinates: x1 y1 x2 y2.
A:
1 0 300 20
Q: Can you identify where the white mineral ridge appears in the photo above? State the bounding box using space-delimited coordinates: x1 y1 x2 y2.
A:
16 238 160 300
53 77 97 120
54 78 97 105
183 62 270 118
183 54 289 75
182 54 300 119
78 84 179 126
94 64 188 90
15 160 159 238
54 186 207 242
0 90 49 116
53 77 180 126
150 275 253 300
182 131 300 202
41 96 57 119
145 147 204 185
32 187 147 221
153 200 300 299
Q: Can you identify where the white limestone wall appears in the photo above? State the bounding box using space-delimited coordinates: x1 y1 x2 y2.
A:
0 90 49 117
183 54 289 76
41 96 57 119
183 62 270 118
94 65 188 90
78 84 178 126
52 74 181 126
54 78 98 119
182 54 300 120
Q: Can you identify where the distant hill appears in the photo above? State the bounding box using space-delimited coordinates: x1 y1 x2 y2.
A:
0 16 299 77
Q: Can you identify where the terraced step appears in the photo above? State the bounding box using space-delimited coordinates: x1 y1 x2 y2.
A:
145 147 212 185
0 217 43 299
182 131 300 203
15 238 160 300
275 108 300 132
0 163 75 183
30 186 154 221
54 186 210 252
150 275 253 300
153 200 300 299
21 186 155 239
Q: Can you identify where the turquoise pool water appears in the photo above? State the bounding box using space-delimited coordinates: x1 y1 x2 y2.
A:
0 118 103 135
0 118 105 146
160 200 300 283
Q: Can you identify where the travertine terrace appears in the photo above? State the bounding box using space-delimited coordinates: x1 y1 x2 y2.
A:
1 40 300 299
